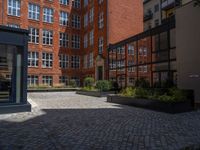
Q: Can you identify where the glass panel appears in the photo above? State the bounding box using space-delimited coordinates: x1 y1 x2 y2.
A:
160 32 168 50
0 44 23 103
0 45 14 102
16 52 22 103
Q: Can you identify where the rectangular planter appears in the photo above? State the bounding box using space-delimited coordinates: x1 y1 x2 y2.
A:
107 95 194 113
76 90 115 97
28 88 80 93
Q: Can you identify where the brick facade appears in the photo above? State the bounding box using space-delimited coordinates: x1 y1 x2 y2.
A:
0 0 143 86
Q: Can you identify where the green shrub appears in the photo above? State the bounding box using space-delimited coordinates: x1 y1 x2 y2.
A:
84 77 95 88
121 87 135 97
96 80 112 92
134 88 149 99
169 88 187 102
157 94 174 102
82 86 96 91
156 88 187 102
135 78 150 88
69 79 77 88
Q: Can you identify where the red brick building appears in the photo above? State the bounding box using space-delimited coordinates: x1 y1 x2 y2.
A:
0 0 143 87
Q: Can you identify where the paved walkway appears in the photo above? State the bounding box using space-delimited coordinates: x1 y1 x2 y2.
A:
0 92 200 150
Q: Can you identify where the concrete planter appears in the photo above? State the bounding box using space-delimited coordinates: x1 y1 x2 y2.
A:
76 90 115 97
28 88 80 92
107 95 194 113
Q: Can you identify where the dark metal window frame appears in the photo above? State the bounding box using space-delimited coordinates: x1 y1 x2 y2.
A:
107 16 176 87
0 25 28 105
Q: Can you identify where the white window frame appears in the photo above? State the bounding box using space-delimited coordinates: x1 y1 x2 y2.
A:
8 0 21 17
29 27 39 44
60 11 69 26
43 7 54 23
42 29 53 45
59 54 69 69
42 52 53 68
28 3 40 21
28 51 39 67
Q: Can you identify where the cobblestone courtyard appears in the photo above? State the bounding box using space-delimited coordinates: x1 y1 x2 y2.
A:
0 92 200 150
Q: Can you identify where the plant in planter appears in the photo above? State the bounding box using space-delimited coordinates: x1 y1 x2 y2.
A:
96 80 112 92
135 78 150 88
82 77 96 91
121 87 149 99
121 87 135 97
69 79 77 88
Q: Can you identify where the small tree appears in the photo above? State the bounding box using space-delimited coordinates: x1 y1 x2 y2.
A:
96 80 112 92
83 77 95 88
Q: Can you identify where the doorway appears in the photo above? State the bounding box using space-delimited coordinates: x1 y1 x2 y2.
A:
97 66 103 80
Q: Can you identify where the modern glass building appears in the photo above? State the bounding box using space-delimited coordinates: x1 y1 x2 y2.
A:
0 25 31 114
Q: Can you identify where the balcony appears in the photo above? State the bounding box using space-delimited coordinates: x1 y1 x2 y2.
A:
161 0 180 10
143 11 153 22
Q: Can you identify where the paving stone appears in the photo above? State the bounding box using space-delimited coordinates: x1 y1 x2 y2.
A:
0 92 200 150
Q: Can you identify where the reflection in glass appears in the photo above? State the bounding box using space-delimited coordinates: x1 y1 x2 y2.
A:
0 45 14 102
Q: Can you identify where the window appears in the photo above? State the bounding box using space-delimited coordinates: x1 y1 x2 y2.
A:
28 3 40 20
60 33 69 47
7 23 20 28
98 12 104 29
98 37 104 54
28 75 38 86
117 60 125 71
139 66 147 72
60 0 69 5
71 35 80 49
110 60 116 70
129 78 135 84
155 19 159 27
128 61 135 72
154 4 159 13
72 15 81 29
8 0 20 16
84 34 88 48
89 30 94 46
89 52 93 68
144 65 147 72
42 53 53 68
99 0 103 4
117 46 125 54
89 7 94 23
84 0 88 7
139 47 147 56
71 56 80 69
83 55 88 68
28 52 39 67
42 76 53 86
59 76 68 85
43 7 54 23
60 11 69 26
72 0 81 9
59 54 69 68
84 13 88 28
83 53 93 68
43 29 53 45
143 47 147 56
29 27 39 44
128 44 134 55
139 48 143 56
